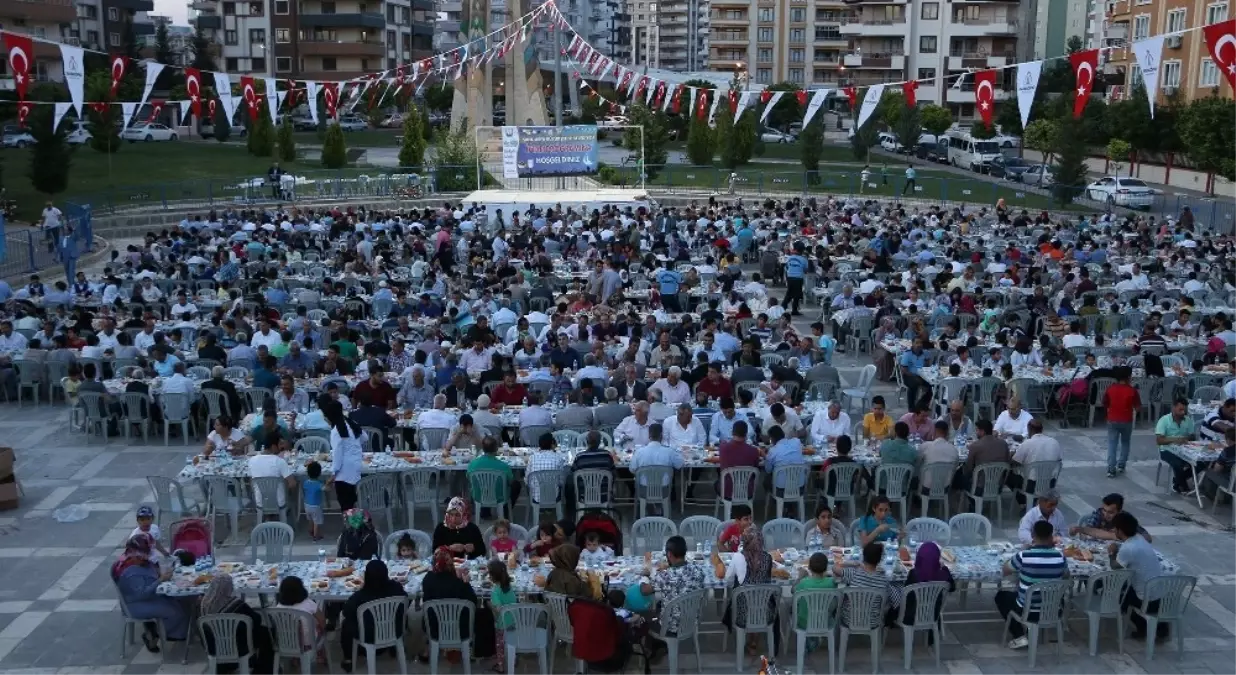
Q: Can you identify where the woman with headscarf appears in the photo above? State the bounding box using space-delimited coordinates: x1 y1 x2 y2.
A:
337 508 380 561
872 316 900 381
543 544 597 599
420 546 496 662
722 526 781 655
112 533 190 651
432 497 488 559
901 542 955 639
339 560 408 672
200 575 275 673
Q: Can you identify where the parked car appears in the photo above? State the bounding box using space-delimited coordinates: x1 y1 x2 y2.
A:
291 115 318 131
380 113 404 128
878 132 904 153
993 132 1021 148
1085 176 1155 208
988 155 1032 181
199 122 248 139
761 128 794 143
598 115 628 129
2 130 35 148
65 125 93 145
1021 164 1055 186
337 115 369 131
120 123 178 142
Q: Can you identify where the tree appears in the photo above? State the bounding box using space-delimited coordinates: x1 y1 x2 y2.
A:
83 70 123 154
1051 116 1088 204
763 82 803 130
1106 138 1131 176
432 118 483 191
623 103 671 179
121 18 141 63
995 101 1022 136
1023 119 1060 166
276 118 296 162
1106 87 1156 154
714 97 738 169
154 22 173 65
1079 99 1111 146
849 91 880 161
191 27 218 71
799 118 823 184
1040 35 1084 94
893 104 923 153
398 102 428 168
919 104 952 138
969 122 995 139
320 122 347 168
685 103 715 165
879 91 909 128
27 106 71 197
248 113 274 157
212 102 232 143
423 85 454 113
733 105 758 165
1178 94 1236 183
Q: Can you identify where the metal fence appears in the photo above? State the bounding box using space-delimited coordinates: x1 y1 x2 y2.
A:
0 205 94 282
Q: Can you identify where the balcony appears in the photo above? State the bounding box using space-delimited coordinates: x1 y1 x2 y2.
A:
187 0 214 9
948 17 1018 35
839 16 907 35
412 22 434 36
710 12 748 25
711 32 747 45
843 52 903 69
299 12 386 28
947 51 1014 69
2 0 77 24
298 39 385 56
946 86 1010 103
1106 22 1128 40
109 0 155 10
410 0 435 9
437 19 460 32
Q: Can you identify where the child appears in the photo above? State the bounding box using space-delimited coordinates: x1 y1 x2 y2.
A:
276 576 326 664
489 519 519 556
579 531 615 566
489 559 517 672
303 462 325 542
794 553 837 650
623 575 654 615
716 504 754 553
524 522 558 557
132 506 170 561
856 495 900 545
395 533 418 560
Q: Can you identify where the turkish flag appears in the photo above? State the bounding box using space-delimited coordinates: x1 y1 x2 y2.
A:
16 101 32 128
974 69 997 128
634 76 649 101
240 76 259 121
208 98 217 119
4 32 34 101
1069 48 1099 118
618 70 634 97
671 85 685 113
148 99 164 123
652 81 667 108
184 67 203 118
759 90 772 105
902 80 919 108
324 82 339 119
89 102 108 114
843 86 858 108
728 89 738 114
696 88 710 119
285 79 298 110
795 90 808 106
1202 19 1236 90
109 53 127 98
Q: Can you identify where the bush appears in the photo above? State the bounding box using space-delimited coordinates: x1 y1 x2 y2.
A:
320 123 347 168
398 102 428 168
213 103 231 143
248 114 274 157
277 118 296 162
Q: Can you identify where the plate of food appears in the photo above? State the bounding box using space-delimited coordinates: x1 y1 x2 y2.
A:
309 578 331 591
216 562 245 574
343 576 365 590
326 567 355 578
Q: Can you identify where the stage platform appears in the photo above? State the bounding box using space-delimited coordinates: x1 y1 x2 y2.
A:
460 188 653 224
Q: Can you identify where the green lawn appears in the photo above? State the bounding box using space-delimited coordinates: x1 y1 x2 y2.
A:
290 128 405 147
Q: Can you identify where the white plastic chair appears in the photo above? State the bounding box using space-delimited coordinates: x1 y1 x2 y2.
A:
525 468 566 530
202 475 246 544
116 583 175 663
265 607 332 674
382 529 433 560
631 516 678 555
498 603 551 674
353 596 409 674
162 392 196 446
249 521 295 563
542 593 585 675
767 464 810 519
647 589 706 674
947 513 992 545
1000 578 1071 669
1070 569 1131 657
894 582 949 669
839 587 886 674
716 466 759 521
147 475 200 529
469 469 512 520
918 462 954 520
401 468 441 530
791 588 841 675
251 476 291 524
905 517 951 545
874 464 915 523
1130 575 1196 661
422 599 475 675
761 518 805 550
634 465 674 518
963 462 1010 525
573 469 614 511
819 462 863 519
357 474 399 535
726 584 781 671
198 613 256 674
679 515 722 551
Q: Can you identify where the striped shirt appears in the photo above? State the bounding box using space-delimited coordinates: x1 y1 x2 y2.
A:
1010 546 1068 608
840 566 901 626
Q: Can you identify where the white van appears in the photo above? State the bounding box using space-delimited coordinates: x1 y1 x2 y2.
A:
945 130 1002 172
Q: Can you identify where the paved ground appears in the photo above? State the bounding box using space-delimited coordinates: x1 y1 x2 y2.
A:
2 335 1234 674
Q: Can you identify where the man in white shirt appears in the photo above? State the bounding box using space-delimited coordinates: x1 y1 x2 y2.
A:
762 403 805 440
0 321 29 352
169 292 198 320
614 402 653 447
459 342 494 373
574 353 609 387
810 401 851 446
1061 323 1088 350
1017 489 1068 544
138 279 163 303
96 323 121 352
248 442 296 509
250 320 283 351
707 398 754 444
1012 420 1063 465
417 394 458 430
161 363 195 395
649 366 691 405
134 321 158 353
663 404 707 447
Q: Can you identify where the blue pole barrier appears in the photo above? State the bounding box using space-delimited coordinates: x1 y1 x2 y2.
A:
26 231 36 273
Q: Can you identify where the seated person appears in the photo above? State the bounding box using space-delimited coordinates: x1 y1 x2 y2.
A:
855 495 900 545
831 541 901 627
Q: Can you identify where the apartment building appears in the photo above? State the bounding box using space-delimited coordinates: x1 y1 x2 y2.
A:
189 0 431 79
138 19 196 66
0 0 77 85
652 0 708 71
1103 0 1233 103
1027 0 1092 59
708 0 847 85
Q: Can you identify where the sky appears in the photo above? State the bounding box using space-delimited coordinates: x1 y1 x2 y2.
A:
154 0 190 26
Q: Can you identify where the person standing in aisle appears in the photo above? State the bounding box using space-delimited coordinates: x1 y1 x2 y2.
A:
902 163 917 196
784 245 808 317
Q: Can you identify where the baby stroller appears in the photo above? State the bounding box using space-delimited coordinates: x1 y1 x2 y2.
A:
575 511 623 556
169 518 213 561
570 597 647 674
